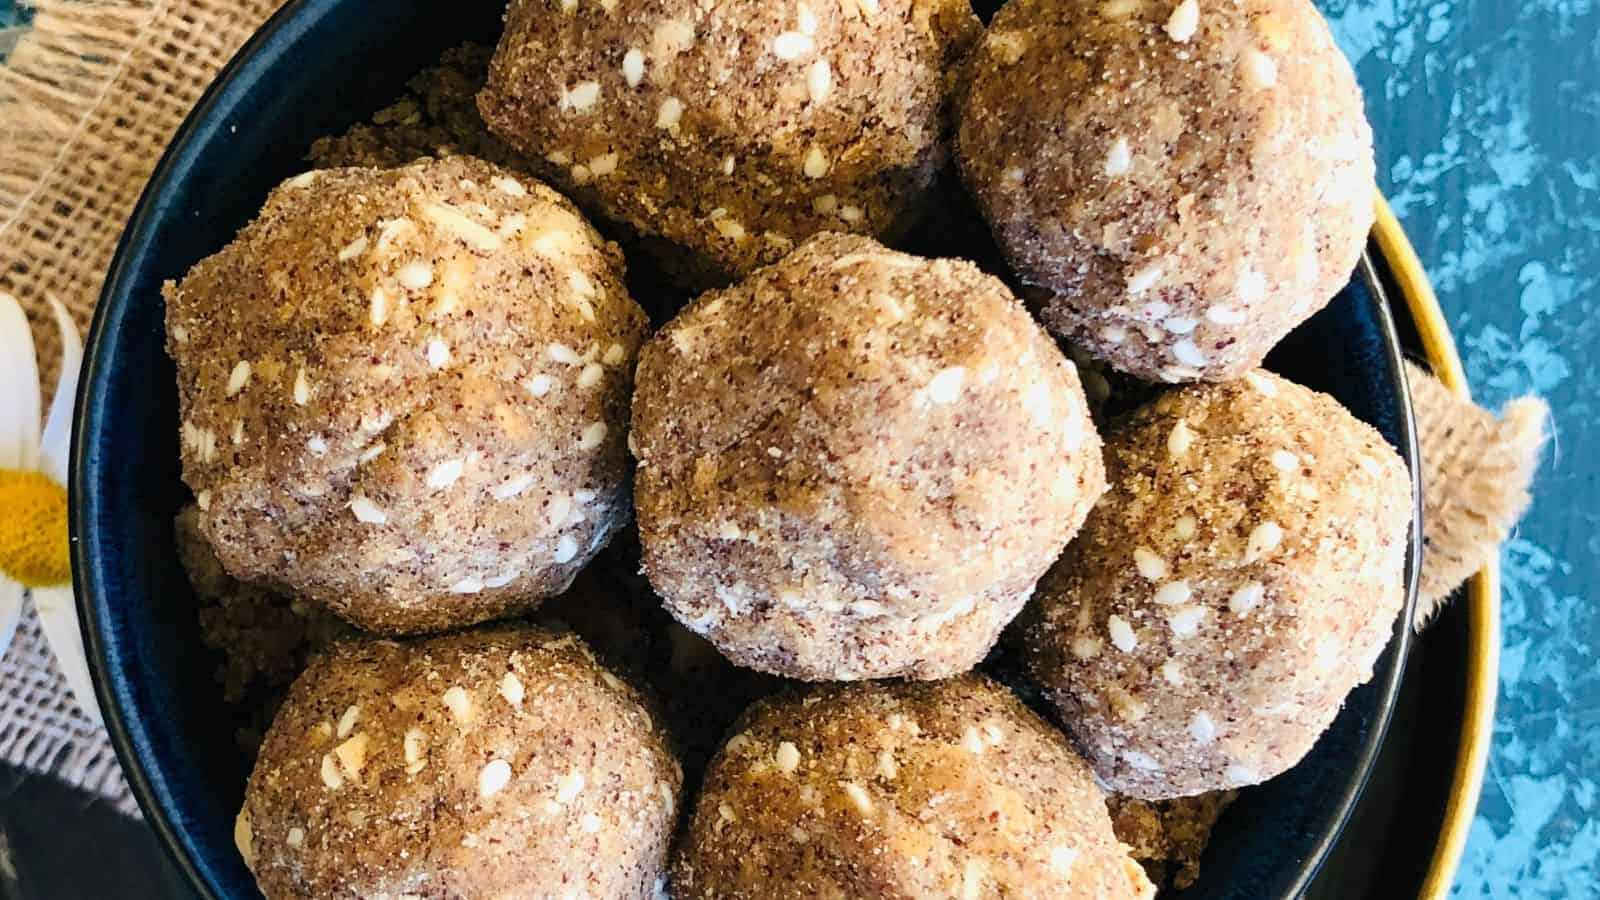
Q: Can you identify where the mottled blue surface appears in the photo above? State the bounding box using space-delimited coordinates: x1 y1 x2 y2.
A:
1 0 1595 895
1324 1 1600 896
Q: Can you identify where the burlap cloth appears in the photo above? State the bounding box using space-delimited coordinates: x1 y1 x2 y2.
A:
0 0 1546 815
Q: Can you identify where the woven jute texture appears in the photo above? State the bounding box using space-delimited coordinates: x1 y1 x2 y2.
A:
0 0 1544 817
0 0 284 814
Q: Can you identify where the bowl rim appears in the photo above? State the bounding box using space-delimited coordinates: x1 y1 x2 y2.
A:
67 0 1464 895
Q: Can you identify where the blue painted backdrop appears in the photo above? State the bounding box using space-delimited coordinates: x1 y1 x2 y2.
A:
1 0 1596 895
1320 1 1598 895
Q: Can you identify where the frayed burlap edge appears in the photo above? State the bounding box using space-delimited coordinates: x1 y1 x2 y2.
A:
1408 361 1549 628
0 0 285 814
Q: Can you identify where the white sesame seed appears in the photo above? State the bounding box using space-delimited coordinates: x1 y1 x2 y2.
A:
1230 581 1266 615
525 374 556 399
1174 515 1197 540
336 704 360 738
803 145 829 179
546 492 572 529
1168 419 1194 456
320 753 344 789
842 782 873 815
492 175 526 197
1050 845 1079 876
485 570 517 588
494 473 534 499
547 343 581 365
713 216 747 240
403 728 427 773
1107 615 1137 653
1272 449 1299 471
1241 48 1278 88
775 742 801 773
1245 370 1280 396
1124 750 1161 772
838 204 863 223
1101 324 1128 344
722 155 736 176
1072 636 1102 659
195 490 210 511
797 1 818 34
603 342 627 366
926 366 965 404
291 369 311 406
1167 605 1207 637
589 152 619 177
349 495 387 524
578 421 608 450
1172 339 1208 368
1133 546 1167 580
1127 264 1163 294
358 442 385 464
577 362 605 389
581 813 603 833
426 337 450 369
562 81 601 113
1245 520 1284 561
1226 764 1260 785
369 286 390 326
337 235 369 261
225 361 252 397
1165 0 1199 41
806 59 833 103
1153 580 1192 606
286 827 305 848
479 759 512 798
397 262 434 290
773 31 815 60
426 458 465 490
306 434 326 455
450 576 484 594
1164 316 1198 334
1206 304 1246 325
442 686 473 723
1161 658 1185 685
556 770 585 804
656 96 684 129
622 47 646 87
1104 136 1132 176
1189 712 1218 745
554 535 579 563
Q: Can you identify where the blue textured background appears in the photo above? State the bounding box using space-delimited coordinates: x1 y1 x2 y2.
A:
1320 1 1598 895
1 0 1596 895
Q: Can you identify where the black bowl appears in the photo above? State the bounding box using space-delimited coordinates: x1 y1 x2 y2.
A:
72 1 1421 897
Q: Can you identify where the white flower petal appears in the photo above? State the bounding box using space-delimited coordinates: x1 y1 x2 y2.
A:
0 578 23 661
40 297 82 486
32 584 101 724
0 293 42 470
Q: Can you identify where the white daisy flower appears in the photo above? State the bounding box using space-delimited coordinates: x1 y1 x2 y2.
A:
0 291 98 724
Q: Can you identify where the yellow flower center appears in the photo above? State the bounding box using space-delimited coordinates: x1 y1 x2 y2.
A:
0 469 71 587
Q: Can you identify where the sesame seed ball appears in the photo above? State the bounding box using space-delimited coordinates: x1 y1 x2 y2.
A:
477 0 981 292
673 676 1156 899
631 233 1106 681
1022 370 1411 799
164 156 649 635
235 625 682 900
957 0 1375 382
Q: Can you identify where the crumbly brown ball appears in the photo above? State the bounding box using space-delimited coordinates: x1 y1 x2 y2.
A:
165 156 649 635
958 0 1375 382
673 676 1155 899
236 626 682 900
1023 371 1411 799
478 0 980 291
632 233 1106 681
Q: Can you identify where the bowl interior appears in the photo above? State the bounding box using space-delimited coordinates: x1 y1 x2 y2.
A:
73 1 1419 897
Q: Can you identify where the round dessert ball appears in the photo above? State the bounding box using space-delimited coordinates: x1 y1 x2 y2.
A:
235 625 682 899
957 0 1375 382
165 156 649 635
477 0 981 291
632 233 1106 681
1022 370 1411 799
673 676 1156 898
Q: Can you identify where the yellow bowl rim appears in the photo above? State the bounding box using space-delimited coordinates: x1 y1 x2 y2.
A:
1371 194 1499 898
